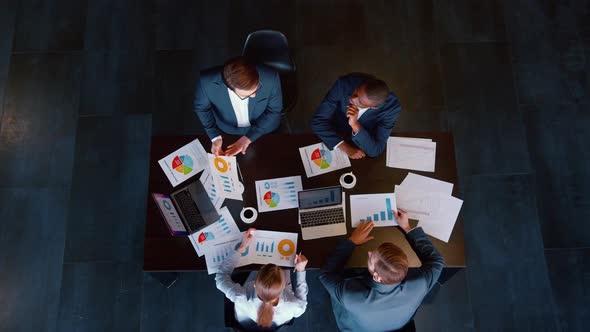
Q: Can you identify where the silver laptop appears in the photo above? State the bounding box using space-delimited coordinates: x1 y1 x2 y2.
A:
298 186 347 240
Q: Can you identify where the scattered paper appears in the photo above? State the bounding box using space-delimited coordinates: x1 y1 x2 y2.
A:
350 193 398 227
299 142 351 178
401 173 453 195
188 207 240 257
158 139 208 187
418 196 463 242
386 137 431 166
207 154 244 200
203 234 249 274
255 176 303 213
199 168 225 211
386 137 436 172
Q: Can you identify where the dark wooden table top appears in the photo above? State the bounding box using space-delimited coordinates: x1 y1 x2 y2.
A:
143 133 465 271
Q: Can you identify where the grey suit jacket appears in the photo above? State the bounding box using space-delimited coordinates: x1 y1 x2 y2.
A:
319 227 444 332
194 64 283 142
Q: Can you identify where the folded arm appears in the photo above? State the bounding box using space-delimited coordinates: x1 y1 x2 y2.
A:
351 99 401 157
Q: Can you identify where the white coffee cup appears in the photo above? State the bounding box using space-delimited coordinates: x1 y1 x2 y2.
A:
339 172 357 189
240 207 258 224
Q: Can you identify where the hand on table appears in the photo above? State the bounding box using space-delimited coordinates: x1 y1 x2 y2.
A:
349 221 375 245
236 228 255 253
346 104 361 133
211 139 224 156
294 254 308 272
393 208 411 233
225 136 251 156
338 141 366 159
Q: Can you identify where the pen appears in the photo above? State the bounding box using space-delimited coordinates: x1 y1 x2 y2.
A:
293 251 302 272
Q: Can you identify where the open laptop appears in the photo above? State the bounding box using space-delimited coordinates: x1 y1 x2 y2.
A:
298 186 347 240
152 180 220 235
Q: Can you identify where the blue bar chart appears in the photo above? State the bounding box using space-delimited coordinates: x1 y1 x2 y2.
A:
350 194 398 227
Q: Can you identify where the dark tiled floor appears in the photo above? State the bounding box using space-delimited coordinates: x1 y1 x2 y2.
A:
1 1 589 331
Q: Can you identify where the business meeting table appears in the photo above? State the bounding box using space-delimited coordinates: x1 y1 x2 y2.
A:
144 133 465 276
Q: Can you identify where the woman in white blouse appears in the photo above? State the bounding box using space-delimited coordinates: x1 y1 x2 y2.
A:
215 229 309 330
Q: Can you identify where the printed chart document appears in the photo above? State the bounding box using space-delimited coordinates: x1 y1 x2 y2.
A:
401 173 453 195
299 142 351 178
350 193 398 227
207 154 244 200
419 196 463 242
158 138 208 187
386 137 436 172
203 234 249 274
255 176 303 213
199 168 225 211
386 137 431 166
188 207 239 257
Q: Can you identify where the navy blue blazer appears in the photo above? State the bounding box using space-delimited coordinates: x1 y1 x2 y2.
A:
319 228 444 332
194 65 283 142
311 74 402 157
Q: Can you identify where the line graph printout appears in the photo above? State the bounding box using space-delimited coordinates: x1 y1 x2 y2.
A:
299 143 351 178
386 137 436 172
255 176 303 213
350 193 398 227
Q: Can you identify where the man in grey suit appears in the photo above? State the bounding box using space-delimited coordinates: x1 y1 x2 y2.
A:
194 56 283 156
319 209 444 331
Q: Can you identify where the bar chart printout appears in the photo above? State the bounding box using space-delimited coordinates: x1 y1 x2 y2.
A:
350 193 398 227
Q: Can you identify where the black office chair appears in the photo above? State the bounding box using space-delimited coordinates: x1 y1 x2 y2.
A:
242 30 297 133
224 271 295 332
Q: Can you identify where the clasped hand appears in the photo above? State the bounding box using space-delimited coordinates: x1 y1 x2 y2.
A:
211 136 251 157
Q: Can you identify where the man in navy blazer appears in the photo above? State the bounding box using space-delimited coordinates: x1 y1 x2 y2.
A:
194 57 282 156
319 209 444 331
311 73 402 158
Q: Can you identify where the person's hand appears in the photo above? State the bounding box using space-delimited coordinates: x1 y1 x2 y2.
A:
211 139 224 156
225 136 251 156
237 228 255 253
338 142 366 159
346 104 361 132
349 221 375 245
294 254 308 272
394 209 411 233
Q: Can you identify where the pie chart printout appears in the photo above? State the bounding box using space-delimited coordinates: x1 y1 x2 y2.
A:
263 191 281 208
172 155 194 175
278 239 295 257
311 148 332 169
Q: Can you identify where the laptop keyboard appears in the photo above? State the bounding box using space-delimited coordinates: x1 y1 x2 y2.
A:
174 189 206 231
300 208 345 228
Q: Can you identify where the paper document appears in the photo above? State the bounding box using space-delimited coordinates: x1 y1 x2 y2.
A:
158 139 208 187
203 234 249 274
386 137 436 172
255 176 303 213
394 185 441 220
188 207 239 257
401 173 453 195
350 193 398 227
386 137 431 166
199 168 225 211
299 142 351 178
207 154 244 200
418 196 463 242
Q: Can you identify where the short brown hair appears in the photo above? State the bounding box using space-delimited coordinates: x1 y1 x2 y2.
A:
372 243 408 284
363 78 389 105
255 264 286 328
222 56 259 90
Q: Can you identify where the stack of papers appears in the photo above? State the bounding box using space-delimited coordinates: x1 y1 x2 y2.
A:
207 154 244 200
299 142 351 178
202 230 299 274
386 137 436 172
395 173 463 242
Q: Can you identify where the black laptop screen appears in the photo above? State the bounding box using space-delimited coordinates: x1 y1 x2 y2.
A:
298 186 342 209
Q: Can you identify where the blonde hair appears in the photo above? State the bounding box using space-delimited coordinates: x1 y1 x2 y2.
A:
254 264 286 327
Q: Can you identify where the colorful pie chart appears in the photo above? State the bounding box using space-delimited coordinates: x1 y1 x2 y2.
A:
264 191 280 208
311 148 332 169
197 231 214 243
172 155 194 175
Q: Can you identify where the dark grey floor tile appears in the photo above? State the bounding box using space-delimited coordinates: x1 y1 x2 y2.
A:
522 103 590 248
460 175 560 331
394 107 449 132
63 115 151 263
363 0 408 52
447 110 531 176
84 0 154 51
435 0 506 43
13 0 86 51
0 53 81 187
57 261 143 332
0 0 18 121
79 51 154 116
153 50 204 135
440 42 518 113
140 272 227 332
0 188 69 332
545 249 590 332
414 269 475 332
299 269 339 331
